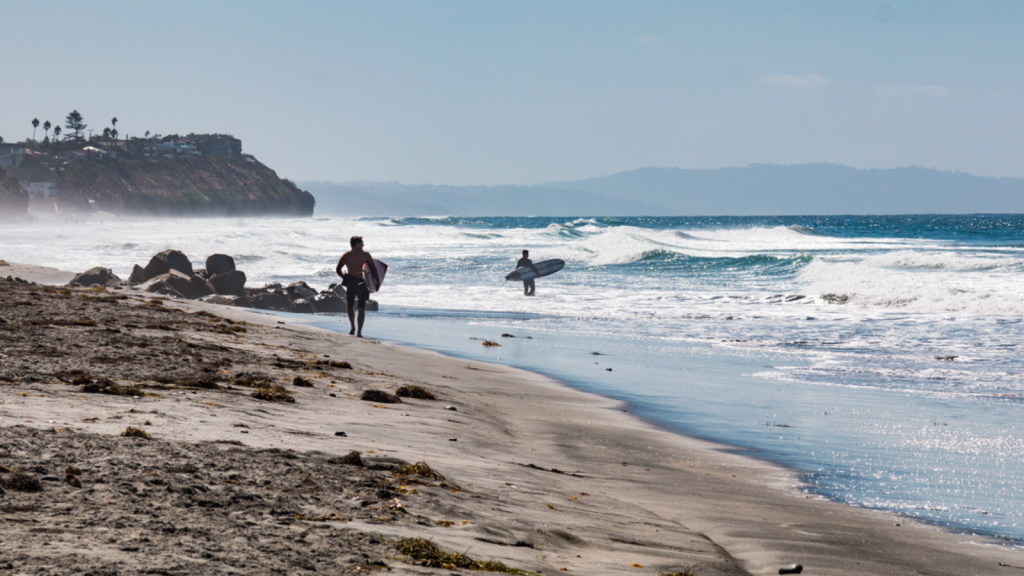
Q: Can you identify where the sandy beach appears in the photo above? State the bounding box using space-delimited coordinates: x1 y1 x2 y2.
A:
2 264 1023 575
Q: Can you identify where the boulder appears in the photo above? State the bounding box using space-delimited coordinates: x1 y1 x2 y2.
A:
209 270 247 297
365 299 379 312
195 268 209 280
262 282 283 291
69 267 121 287
138 270 189 298
251 291 290 311
328 282 347 298
199 294 252 308
291 298 317 314
206 254 236 276
128 264 146 284
142 250 194 282
312 293 346 313
284 281 318 301
140 269 215 300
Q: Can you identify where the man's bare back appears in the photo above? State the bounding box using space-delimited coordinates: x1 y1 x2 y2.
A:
336 249 373 279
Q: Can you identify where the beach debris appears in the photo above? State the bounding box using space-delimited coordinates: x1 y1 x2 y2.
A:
251 385 295 403
121 427 150 439
444 405 458 411
396 385 436 400
40 475 61 482
482 340 501 347
360 389 401 403
81 378 145 397
935 355 959 361
606 367 613 371
292 376 314 387
329 393 337 397
309 359 353 370
232 371 273 388
335 431 347 437
778 564 803 575
449 438 457 442
501 333 515 338
631 563 643 568
0 465 13 473
517 463 585 478
397 538 536 574
0 473 42 493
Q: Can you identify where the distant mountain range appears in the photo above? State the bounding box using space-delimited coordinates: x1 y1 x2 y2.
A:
302 163 1024 217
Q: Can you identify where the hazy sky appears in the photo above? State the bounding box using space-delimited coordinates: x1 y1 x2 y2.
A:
2 1 1022 185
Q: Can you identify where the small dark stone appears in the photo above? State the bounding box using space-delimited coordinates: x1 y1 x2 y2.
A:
444 405 457 411
779 564 803 575
40 475 61 482
606 367 612 371
292 376 314 388
334 431 347 437
69 266 122 287
336 450 363 466
329 393 337 397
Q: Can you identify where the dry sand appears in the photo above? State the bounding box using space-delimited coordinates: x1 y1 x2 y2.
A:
1 262 1023 575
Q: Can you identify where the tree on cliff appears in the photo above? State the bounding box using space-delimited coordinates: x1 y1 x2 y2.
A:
65 110 87 141
111 117 118 143
43 120 51 141
32 118 39 141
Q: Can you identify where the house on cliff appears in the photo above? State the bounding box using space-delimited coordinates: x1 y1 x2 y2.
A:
0 143 25 168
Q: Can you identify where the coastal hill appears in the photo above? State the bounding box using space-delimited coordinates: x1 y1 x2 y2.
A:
2 134 314 216
305 163 1024 216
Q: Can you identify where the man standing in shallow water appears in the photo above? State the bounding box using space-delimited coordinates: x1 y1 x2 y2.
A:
517 249 541 296
336 236 379 338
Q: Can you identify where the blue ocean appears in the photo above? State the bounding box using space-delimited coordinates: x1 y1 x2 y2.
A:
6 213 1024 543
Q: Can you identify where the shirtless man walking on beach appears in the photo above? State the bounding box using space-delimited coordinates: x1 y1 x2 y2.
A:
335 236 379 338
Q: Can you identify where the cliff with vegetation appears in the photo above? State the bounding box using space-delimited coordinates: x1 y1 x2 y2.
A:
6 136 314 216
0 168 28 216
55 155 313 216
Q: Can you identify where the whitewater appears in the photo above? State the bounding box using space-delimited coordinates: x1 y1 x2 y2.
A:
5 213 1024 544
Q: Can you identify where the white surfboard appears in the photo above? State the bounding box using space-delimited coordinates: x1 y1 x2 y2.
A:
505 259 564 281
363 260 388 293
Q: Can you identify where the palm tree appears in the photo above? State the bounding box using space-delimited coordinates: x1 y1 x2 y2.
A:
32 118 39 141
53 126 62 142
111 117 118 143
43 120 51 141
111 129 118 142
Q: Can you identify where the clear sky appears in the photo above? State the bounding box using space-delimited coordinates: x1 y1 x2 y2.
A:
2 1 1022 185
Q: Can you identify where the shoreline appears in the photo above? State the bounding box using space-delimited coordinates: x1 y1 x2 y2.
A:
2 263 1023 575
298 306 1024 548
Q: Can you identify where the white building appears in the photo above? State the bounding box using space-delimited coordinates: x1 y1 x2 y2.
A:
20 181 58 199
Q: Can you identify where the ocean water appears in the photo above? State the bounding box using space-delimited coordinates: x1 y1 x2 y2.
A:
4 213 1024 543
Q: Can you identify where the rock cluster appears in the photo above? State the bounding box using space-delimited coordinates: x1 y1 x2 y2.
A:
68 249 373 313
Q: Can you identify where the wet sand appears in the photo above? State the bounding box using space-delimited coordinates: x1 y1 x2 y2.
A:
1 263 1023 575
